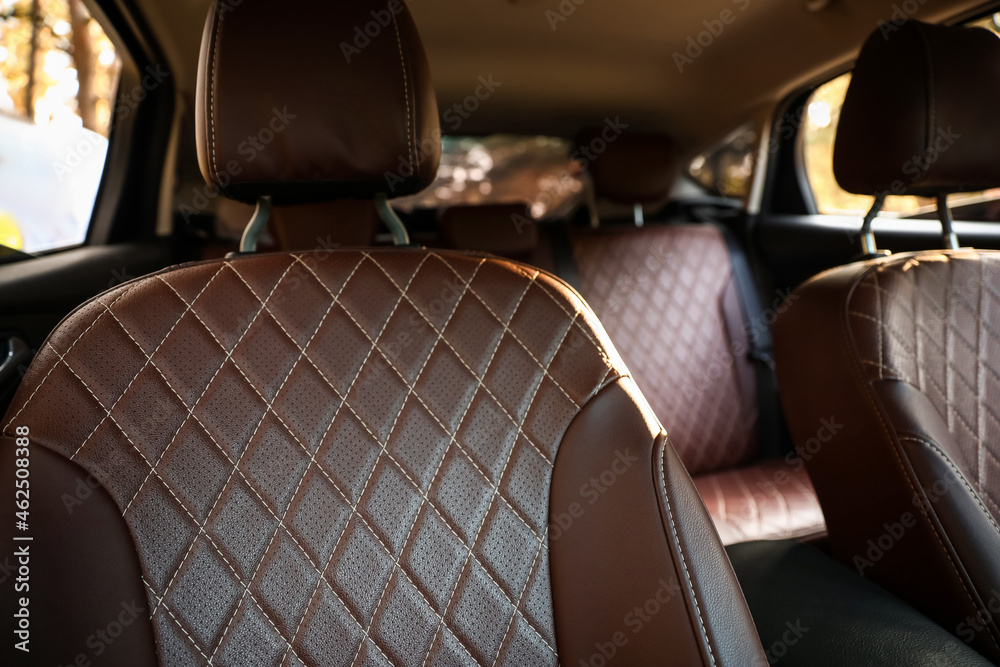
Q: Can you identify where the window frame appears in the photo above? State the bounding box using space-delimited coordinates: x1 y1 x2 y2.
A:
0 0 175 259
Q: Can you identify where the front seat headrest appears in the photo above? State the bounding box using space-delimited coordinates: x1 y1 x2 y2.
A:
195 0 440 205
575 128 677 205
834 19 1000 197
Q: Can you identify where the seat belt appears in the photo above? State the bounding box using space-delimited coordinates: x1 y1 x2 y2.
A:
547 224 582 292
717 225 788 461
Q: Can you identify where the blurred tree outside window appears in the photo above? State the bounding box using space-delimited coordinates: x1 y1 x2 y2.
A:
0 0 121 253
393 135 585 220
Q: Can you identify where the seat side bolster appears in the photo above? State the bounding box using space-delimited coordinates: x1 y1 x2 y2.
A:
658 439 766 665
774 260 1000 661
874 380 1000 649
549 377 765 666
0 436 156 666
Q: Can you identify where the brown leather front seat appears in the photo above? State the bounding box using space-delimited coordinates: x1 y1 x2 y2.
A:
0 1 765 665
774 19 1000 662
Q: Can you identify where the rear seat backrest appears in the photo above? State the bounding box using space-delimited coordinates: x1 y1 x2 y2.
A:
571 224 758 474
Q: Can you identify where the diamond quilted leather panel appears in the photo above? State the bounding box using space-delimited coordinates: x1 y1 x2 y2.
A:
4 249 623 666
848 252 1000 521
573 225 757 474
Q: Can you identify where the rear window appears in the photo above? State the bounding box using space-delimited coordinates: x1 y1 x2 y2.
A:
392 135 585 219
800 13 1000 220
0 0 122 253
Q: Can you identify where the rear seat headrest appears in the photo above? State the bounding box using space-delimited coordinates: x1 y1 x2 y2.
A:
575 128 677 205
195 0 440 205
835 19 1000 197
438 204 538 256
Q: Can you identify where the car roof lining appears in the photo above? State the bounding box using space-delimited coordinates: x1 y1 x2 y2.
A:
133 0 991 158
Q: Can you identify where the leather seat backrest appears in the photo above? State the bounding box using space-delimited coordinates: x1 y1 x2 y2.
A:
0 1 765 665
775 19 1000 662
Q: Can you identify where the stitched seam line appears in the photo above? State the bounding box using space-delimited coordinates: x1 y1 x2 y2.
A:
209 9 222 181
843 270 1000 654
899 435 1000 537
657 438 716 666
5 284 137 429
390 13 415 172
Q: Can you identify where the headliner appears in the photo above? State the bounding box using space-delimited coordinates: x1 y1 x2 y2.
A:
136 0 988 156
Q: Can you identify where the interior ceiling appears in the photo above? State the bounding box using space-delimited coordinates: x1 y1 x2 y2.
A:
138 0 989 156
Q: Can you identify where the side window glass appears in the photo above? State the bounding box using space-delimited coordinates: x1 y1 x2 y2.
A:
687 123 758 199
0 0 121 253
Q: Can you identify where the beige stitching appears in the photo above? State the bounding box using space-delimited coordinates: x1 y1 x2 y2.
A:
491 538 547 666
121 262 287 508
52 344 303 663
300 255 556 543
208 11 222 181
289 255 559 653
899 435 1000 536
390 13 415 171
76 265 230 462
18 249 623 664
657 438 716 666
207 276 346 664
434 258 584 410
159 604 212 661
5 285 136 429
843 269 1000 654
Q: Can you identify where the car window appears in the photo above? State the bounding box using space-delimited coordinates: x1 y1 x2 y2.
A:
392 135 585 220
801 13 1000 220
0 0 121 253
687 123 757 198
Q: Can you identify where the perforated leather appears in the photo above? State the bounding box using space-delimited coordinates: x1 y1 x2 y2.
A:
847 252 1000 518
573 225 758 475
5 250 628 665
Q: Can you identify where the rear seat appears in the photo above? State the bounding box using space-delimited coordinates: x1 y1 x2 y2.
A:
435 132 826 545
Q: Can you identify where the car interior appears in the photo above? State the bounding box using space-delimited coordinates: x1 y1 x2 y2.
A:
2 0 1000 664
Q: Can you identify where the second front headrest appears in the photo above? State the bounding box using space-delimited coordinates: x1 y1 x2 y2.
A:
834 20 1000 197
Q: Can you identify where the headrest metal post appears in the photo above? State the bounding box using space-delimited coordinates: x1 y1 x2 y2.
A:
376 194 411 246
239 196 273 254
860 193 886 257
936 194 960 250
634 203 645 227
